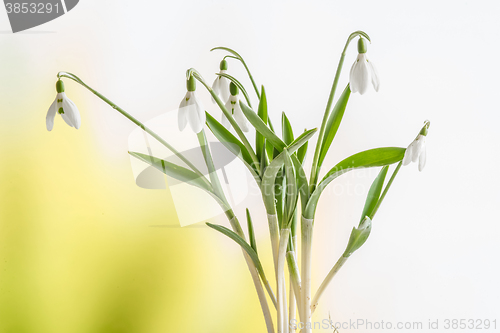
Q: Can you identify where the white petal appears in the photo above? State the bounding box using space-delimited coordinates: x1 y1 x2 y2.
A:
186 92 204 133
211 76 220 104
178 92 190 131
222 98 234 130
350 54 370 95
46 98 57 131
367 59 380 92
412 137 425 163
220 76 230 102
60 112 74 127
178 107 188 131
418 144 426 171
233 102 249 132
62 95 81 129
349 59 359 93
402 142 413 166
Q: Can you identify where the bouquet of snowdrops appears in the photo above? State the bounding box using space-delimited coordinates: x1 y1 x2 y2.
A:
45 30 429 333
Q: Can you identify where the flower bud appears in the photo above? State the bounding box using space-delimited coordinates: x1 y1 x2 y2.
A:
220 59 228 71
186 76 196 92
229 82 239 96
56 80 65 93
357 37 367 54
419 120 430 136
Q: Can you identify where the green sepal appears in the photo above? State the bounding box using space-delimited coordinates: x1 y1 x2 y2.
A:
343 216 372 257
357 37 368 54
186 76 196 91
229 82 239 96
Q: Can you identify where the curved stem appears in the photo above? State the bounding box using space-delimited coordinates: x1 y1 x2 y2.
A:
57 72 205 179
370 161 402 219
311 255 348 314
309 31 370 192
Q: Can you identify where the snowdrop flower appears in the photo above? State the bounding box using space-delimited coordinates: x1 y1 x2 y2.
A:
349 37 380 95
178 76 206 134
46 80 81 131
403 121 430 172
222 82 249 132
211 59 230 103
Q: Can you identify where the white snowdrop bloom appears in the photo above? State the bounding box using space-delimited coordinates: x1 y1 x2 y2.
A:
349 38 380 95
403 121 430 172
46 80 81 131
178 77 206 134
212 60 230 103
222 83 249 132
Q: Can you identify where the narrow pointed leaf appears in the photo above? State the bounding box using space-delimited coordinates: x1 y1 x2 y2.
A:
256 86 268 162
318 85 351 167
360 166 388 223
297 129 308 165
206 223 270 283
240 101 286 151
283 149 298 228
282 112 294 145
129 152 213 193
206 112 260 182
304 147 405 218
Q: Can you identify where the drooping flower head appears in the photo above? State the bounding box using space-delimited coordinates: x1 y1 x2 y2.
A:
349 37 380 95
222 82 249 132
46 80 81 131
403 120 430 171
178 75 206 133
211 59 230 104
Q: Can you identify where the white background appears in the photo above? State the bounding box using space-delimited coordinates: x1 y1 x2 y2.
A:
1 0 499 332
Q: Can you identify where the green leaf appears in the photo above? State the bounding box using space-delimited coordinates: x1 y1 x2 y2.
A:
206 222 270 283
360 166 388 223
240 101 286 151
206 112 260 182
304 147 405 219
296 129 308 165
318 85 351 167
343 217 372 257
246 209 258 254
128 151 213 193
282 112 294 145
256 86 268 162
283 149 298 228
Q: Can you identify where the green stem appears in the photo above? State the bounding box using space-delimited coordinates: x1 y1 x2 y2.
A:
300 216 314 333
197 130 227 205
370 161 403 219
57 72 205 179
225 211 275 333
311 255 348 314
309 31 370 192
